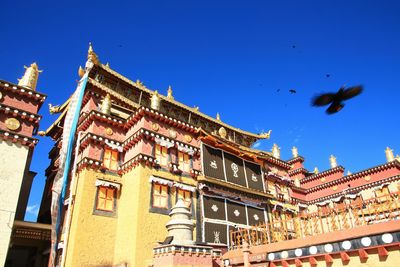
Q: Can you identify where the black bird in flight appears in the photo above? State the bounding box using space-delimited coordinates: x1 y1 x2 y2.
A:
289 89 297 94
312 85 363 114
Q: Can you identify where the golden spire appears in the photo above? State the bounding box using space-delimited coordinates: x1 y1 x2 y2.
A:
272 144 280 159
167 85 174 100
101 94 111 114
313 167 319 174
18 62 42 90
151 91 161 110
385 147 395 162
87 42 99 65
347 170 352 175
292 146 299 158
216 112 221 121
329 155 337 168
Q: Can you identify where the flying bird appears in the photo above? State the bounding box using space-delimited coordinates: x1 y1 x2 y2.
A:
289 89 297 94
312 85 363 114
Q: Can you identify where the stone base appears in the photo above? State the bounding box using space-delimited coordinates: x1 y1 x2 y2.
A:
153 244 222 267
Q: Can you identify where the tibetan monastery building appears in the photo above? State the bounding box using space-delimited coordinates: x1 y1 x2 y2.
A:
39 45 400 267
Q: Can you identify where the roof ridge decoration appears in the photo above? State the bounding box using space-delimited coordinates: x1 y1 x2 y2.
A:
95 61 272 142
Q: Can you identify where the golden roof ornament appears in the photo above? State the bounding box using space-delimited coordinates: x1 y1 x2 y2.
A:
347 170 352 175
87 42 99 65
18 62 42 90
259 130 272 139
78 66 85 78
329 155 337 168
313 167 319 174
272 144 280 159
167 85 174 100
193 106 199 111
101 94 111 114
48 104 62 114
216 112 221 121
292 146 299 158
151 91 161 110
385 147 395 162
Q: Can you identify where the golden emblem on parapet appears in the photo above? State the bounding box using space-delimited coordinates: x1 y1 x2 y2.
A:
5 118 21 131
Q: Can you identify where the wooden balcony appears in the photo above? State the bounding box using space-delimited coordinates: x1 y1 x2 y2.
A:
229 192 400 249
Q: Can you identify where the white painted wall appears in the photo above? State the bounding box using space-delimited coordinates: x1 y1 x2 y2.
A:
0 139 29 267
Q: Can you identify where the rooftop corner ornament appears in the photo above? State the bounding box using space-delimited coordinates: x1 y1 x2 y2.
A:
18 62 42 90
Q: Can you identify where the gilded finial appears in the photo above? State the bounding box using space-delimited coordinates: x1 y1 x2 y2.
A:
385 147 395 162
347 170 352 175
329 155 337 168
313 167 319 174
18 62 42 90
87 42 99 65
216 113 221 121
292 146 299 158
272 144 280 159
151 91 161 110
78 66 85 78
167 85 174 100
101 94 111 114
259 130 272 139
193 106 199 111
105 62 110 68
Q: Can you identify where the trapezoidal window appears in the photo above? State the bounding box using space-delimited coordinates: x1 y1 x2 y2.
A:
153 183 168 209
96 186 115 212
103 148 119 171
155 144 168 166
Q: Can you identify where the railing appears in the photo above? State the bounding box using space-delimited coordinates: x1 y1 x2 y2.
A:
229 192 400 249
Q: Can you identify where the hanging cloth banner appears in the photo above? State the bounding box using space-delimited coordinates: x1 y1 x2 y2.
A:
48 71 89 267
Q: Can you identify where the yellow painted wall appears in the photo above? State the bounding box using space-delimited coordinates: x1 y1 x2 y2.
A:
64 169 119 266
113 164 198 266
65 164 198 267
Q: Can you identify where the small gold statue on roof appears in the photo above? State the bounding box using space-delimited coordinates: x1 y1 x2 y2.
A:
313 167 319 174
329 155 337 168
18 62 42 90
151 91 161 110
216 112 221 121
167 85 174 100
292 146 299 158
193 106 199 111
272 144 280 159
385 147 395 162
101 94 111 114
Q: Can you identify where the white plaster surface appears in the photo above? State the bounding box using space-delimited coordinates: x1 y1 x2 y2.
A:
0 139 29 267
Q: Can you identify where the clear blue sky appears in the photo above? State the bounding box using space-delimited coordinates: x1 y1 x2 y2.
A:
1 1 399 221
